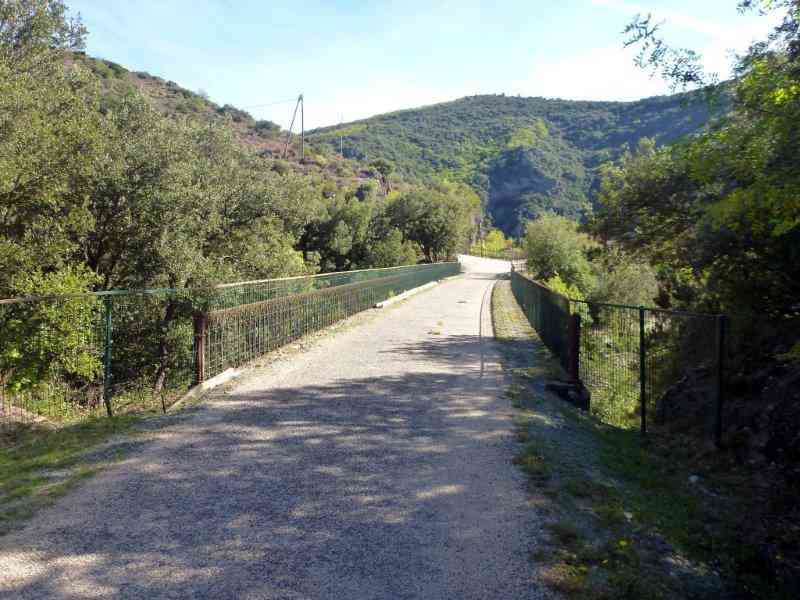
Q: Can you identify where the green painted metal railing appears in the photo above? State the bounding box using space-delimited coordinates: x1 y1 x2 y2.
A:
196 263 460 382
510 270 726 442
467 247 526 261
0 262 460 433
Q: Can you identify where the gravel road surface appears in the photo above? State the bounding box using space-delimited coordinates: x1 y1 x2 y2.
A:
0 256 551 599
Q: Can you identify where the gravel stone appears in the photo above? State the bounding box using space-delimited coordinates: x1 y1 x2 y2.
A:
0 256 553 599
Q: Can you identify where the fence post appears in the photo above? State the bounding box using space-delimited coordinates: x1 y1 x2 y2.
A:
568 313 581 383
639 306 647 436
193 312 208 385
102 296 114 417
714 315 726 447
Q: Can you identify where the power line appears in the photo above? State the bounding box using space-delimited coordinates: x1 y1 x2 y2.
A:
238 97 298 110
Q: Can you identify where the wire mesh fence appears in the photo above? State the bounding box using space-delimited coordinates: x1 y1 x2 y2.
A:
510 270 725 441
199 263 459 380
468 247 526 261
0 262 460 435
510 270 571 371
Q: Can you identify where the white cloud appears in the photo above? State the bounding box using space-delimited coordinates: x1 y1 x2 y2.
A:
513 2 783 104
590 0 782 79
513 46 670 102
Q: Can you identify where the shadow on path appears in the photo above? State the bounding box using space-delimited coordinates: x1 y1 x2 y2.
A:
2 330 546 599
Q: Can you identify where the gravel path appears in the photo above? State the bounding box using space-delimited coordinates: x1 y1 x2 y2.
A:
0 256 551 600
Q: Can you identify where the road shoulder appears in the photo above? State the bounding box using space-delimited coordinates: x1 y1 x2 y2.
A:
491 279 722 599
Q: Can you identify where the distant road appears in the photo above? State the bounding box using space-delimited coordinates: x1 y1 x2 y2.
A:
0 256 552 600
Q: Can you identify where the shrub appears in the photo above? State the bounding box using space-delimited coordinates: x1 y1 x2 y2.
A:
589 248 659 307
523 214 597 295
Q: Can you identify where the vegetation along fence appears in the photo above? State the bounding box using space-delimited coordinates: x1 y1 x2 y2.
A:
510 269 726 444
0 262 460 433
471 247 526 261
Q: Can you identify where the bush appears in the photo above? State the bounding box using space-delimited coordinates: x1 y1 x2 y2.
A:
254 120 280 136
523 214 597 295
588 248 659 307
366 229 418 267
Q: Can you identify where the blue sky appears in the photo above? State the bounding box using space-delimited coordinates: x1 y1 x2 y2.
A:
68 1 778 129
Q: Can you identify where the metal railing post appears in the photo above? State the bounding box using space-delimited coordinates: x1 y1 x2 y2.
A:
102 296 114 417
639 306 646 436
193 312 208 385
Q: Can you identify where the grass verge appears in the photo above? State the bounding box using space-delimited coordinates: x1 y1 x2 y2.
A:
0 415 142 535
492 279 724 599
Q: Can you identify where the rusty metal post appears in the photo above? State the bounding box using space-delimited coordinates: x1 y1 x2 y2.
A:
193 312 208 385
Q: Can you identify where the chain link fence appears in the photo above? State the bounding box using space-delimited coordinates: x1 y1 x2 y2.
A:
510 270 726 442
1 262 460 435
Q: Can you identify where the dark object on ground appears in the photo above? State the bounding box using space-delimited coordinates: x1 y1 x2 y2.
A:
545 380 590 411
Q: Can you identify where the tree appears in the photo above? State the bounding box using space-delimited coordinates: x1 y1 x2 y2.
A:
599 0 800 317
588 247 659 307
523 214 597 295
0 0 86 75
388 184 479 262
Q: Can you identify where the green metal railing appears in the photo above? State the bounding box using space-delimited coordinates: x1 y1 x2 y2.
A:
509 270 571 371
510 270 726 442
467 247 526 261
0 262 461 434
197 263 459 381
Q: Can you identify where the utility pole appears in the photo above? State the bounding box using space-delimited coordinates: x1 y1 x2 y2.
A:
300 93 304 162
282 93 304 160
339 113 344 156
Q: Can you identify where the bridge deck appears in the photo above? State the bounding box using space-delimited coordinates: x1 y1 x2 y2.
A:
0 256 551 600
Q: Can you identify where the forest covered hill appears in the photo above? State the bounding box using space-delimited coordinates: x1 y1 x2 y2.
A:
68 52 380 190
73 51 723 237
309 92 723 234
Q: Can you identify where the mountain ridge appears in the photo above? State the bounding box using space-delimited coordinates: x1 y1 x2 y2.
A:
308 91 723 234
72 51 722 236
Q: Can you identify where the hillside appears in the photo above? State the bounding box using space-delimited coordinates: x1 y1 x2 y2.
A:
70 53 720 237
308 92 722 235
68 53 379 190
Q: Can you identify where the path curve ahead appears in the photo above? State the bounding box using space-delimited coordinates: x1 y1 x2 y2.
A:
0 256 551 600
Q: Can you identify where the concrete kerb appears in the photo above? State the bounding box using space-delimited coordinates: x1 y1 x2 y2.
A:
169 273 465 410
168 368 240 412
374 272 463 309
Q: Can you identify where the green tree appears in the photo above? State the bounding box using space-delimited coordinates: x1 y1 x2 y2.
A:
523 214 598 295
389 184 479 262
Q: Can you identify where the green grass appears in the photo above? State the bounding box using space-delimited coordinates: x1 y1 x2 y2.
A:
591 425 703 554
492 279 709 598
0 415 141 534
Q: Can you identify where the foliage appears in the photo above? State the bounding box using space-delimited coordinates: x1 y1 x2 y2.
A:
593 5 800 592
308 91 719 235
363 228 418 268
1 1 464 398
0 0 86 74
588 248 659 307
388 183 481 262
470 228 513 255
523 214 598 295
544 274 585 302
0 266 101 392
593 3 800 321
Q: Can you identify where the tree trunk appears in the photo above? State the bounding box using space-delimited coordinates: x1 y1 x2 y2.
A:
153 300 178 393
